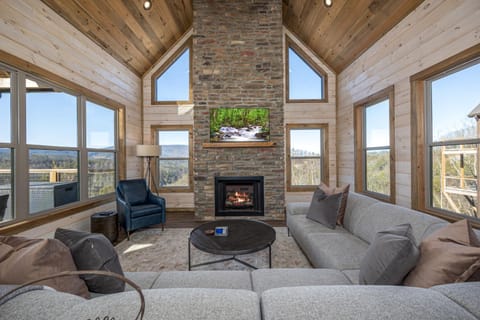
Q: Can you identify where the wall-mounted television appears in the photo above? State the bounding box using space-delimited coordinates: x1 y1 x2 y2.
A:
210 107 270 142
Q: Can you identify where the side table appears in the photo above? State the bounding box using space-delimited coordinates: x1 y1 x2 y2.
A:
91 211 118 243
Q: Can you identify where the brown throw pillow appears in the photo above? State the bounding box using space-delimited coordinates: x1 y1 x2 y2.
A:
0 236 90 298
403 219 480 288
318 183 350 225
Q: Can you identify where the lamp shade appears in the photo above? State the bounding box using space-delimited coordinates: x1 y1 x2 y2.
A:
136 144 160 157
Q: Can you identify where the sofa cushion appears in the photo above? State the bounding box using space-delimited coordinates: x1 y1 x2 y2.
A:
303 232 369 269
251 268 351 293
0 287 86 320
152 271 252 290
261 286 477 320
0 236 89 298
404 219 480 288
431 282 480 319
359 224 419 285
345 193 447 245
317 183 350 225
60 288 261 320
55 228 125 293
306 188 343 229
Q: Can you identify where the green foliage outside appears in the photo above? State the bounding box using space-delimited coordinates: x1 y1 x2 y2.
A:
159 159 189 187
366 150 390 196
291 158 321 186
210 108 270 138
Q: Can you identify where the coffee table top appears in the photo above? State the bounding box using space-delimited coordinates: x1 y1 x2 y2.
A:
189 219 276 256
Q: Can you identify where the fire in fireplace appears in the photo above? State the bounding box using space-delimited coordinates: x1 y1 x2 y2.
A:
215 176 264 216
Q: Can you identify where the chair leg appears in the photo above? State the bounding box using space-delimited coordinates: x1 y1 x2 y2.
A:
162 223 165 231
127 231 130 241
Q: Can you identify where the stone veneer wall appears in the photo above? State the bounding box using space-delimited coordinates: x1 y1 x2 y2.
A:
192 0 284 219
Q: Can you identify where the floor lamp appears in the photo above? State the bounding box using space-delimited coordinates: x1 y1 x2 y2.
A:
136 144 160 194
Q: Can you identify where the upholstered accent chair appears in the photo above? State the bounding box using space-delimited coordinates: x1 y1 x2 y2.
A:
116 179 166 240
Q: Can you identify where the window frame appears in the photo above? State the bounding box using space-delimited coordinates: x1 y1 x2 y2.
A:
153 125 193 193
285 37 328 103
151 40 193 105
411 44 480 223
354 86 396 203
286 123 329 192
0 51 125 232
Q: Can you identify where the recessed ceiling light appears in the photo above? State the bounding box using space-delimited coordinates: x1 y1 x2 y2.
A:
143 0 152 10
324 0 333 8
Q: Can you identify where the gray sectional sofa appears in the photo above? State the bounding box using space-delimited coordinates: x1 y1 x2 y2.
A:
2 192 480 319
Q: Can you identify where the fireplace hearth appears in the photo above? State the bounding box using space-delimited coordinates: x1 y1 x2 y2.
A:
215 176 264 216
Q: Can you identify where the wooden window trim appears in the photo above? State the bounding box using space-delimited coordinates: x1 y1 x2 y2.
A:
151 39 193 106
354 86 396 203
152 125 193 193
286 123 329 192
411 44 480 224
0 50 126 230
285 37 328 103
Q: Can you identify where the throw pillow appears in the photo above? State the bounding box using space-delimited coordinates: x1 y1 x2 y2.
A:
0 236 89 298
403 219 480 288
306 188 343 229
318 183 350 225
359 223 419 285
55 228 125 293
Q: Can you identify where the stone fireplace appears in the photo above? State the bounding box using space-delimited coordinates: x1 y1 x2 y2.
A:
192 0 284 220
215 176 264 216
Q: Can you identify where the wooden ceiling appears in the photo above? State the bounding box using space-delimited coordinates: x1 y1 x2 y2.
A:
40 0 424 76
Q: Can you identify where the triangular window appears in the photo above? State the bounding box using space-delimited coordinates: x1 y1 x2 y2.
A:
153 44 191 103
287 42 326 102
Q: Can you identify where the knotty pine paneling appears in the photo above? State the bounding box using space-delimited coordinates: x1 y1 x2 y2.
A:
337 0 480 208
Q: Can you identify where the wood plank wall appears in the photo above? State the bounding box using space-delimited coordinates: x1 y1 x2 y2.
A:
337 0 480 208
284 28 337 203
0 0 142 236
0 0 142 179
142 29 195 209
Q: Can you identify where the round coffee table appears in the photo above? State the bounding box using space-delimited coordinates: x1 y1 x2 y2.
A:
188 219 276 270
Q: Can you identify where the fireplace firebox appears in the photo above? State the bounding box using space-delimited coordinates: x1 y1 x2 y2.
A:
215 176 264 216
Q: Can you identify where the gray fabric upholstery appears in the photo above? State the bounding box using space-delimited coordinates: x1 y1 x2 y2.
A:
60 288 261 320
152 271 252 290
251 268 350 293
304 232 369 269
341 269 360 284
359 223 419 285
124 272 161 290
431 282 480 318
261 286 477 320
286 202 310 215
346 194 446 245
0 289 85 320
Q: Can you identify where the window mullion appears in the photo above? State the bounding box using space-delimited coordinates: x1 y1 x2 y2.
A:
78 95 88 201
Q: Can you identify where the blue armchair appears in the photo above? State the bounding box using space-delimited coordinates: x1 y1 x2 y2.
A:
116 179 166 240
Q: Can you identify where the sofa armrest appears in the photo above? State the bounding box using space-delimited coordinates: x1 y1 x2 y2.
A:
286 202 310 216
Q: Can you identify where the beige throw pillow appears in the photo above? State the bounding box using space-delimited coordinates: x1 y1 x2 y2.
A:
0 236 90 298
403 219 480 288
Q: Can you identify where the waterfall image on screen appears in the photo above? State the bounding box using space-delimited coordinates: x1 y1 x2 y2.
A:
210 108 270 142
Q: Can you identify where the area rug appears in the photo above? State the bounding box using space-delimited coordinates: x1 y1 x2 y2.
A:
116 227 312 271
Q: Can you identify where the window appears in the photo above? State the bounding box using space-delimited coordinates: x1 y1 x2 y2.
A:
152 42 191 104
155 126 193 192
0 69 13 222
86 101 116 198
354 87 395 202
412 48 480 221
286 39 327 102
0 59 122 226
286 124 328 191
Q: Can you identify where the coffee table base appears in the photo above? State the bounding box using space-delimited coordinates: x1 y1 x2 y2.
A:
188 238 272 270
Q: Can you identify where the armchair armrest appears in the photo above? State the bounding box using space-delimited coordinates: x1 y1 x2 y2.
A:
147 191 166 208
